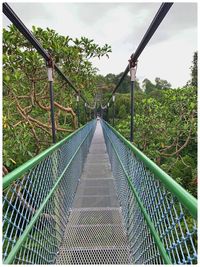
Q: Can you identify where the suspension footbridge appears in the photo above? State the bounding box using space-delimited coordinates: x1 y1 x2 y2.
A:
2 2 197 265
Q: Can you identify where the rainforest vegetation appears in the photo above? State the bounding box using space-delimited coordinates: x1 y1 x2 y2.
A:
3 25 197 197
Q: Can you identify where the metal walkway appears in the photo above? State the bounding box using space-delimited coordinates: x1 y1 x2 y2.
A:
3 120 197 264
56 121 131 264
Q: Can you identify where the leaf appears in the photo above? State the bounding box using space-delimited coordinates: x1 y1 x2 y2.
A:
4 75 10 82
27 151 34 157
190 102 195 109
9 158 16 164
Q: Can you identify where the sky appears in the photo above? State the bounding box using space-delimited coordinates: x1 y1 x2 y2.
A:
2 1 198 88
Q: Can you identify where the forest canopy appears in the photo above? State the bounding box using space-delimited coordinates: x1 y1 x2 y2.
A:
99 52 197 197
3 25 197 197
3 25 111 170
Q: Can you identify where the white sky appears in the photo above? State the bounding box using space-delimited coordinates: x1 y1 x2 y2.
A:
2 1 198 88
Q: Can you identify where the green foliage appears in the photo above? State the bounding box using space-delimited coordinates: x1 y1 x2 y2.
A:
3 24 197 199
3 25 111 170
142 77 171 94
118 105 127 119
96 72 141 95
155 77 171 90
142 78 156 94
114 87 197 197
190 51 198 87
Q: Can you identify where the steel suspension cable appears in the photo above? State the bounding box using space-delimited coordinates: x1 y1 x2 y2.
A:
106 2 173 105
3 2 90 105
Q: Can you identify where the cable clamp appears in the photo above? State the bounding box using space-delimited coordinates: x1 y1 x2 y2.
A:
129 54 138 82
46 54 54 82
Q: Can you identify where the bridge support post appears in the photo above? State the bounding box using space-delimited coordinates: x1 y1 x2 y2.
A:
76 94 80 127
112 95 115 127
47 58 56 143
129 57 137 142
95 103 97 118
107 103 110 122
84 103 87 123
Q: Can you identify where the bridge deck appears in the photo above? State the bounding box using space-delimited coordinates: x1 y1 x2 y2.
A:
56 121 131 264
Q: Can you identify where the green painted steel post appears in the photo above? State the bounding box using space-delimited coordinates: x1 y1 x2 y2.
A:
84 103 87 123
76 94 80 127
112 95 115 127
129 58 137 142
94 103 97 119
107 103 110 122
130 80 134 142
101 107 103 119
47 59 56 143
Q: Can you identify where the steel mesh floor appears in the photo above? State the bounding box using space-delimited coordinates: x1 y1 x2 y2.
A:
67 208 123 225
79 178 115 187
56 248 131 264
60 224 127 248
73 195 120 208
56 122 131 264
82 166 112 178
76 186 116 196
86 154 109 163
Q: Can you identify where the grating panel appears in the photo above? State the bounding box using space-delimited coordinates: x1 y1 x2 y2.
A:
89 143 106 150
73 195 120 208
79 178 115 187
82 176 113 180
56 247 131 264
82 166 112 178
83 163 110 170
84 162 111 166
86 154 109 162
68 208 123 225
76 186 116 196
60 224 127 248
89 149 107 154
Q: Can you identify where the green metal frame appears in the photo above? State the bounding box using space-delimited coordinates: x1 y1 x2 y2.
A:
104 123 172 264
103 120 197 220
3 122 94 264
3 123 89 190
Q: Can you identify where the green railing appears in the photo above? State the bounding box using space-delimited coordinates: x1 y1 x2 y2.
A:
101 120 197 264
2 120 96 264
2 119 198 264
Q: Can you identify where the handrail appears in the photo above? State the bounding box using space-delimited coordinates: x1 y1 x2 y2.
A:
3 125 94 264
103 120 197 219
103 120 172 264
3 121 92 189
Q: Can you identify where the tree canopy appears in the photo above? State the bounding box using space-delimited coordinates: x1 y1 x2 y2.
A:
3 25 111 169
3 25 197 198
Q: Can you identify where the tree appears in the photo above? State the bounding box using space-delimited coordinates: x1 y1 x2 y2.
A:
154 77 171 90
142 78 156 93
3 25 111 169
118 105 127 119
115 87 197 197
190 51 198 87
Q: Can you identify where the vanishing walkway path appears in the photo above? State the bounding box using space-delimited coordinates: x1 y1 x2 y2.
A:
56 121 131 264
